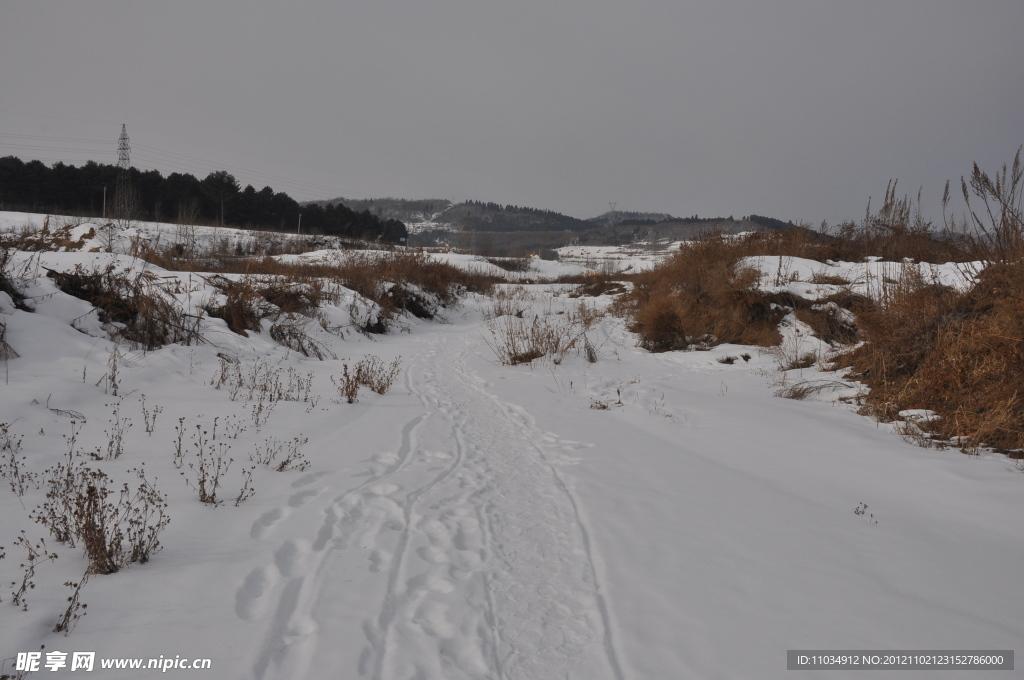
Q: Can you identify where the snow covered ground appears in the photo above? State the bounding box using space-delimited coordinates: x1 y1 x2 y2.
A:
1 217 1022 679
0 213 593 282
556 242 684 274
0 212 354 257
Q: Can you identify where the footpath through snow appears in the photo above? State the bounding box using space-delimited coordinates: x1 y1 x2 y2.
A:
240 329 624 680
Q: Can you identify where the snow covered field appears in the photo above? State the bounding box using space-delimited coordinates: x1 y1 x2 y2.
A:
555 243 684 274
1 217 1022 679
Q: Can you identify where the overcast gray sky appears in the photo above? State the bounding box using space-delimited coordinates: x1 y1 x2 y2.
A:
2 1 1022 224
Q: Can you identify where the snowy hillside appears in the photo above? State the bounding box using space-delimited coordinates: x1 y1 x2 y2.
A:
1 215 1022 679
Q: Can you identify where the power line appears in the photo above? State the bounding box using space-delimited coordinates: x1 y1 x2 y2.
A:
0 132 111 144
131 144 366 197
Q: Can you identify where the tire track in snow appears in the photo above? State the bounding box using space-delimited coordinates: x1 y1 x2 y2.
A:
363 333 624 680
236 331 626 680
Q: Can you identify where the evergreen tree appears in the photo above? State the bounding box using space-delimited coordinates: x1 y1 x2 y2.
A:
200 170 240 226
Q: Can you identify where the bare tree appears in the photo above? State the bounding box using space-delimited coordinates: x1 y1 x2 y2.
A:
99 186 141 253
175 198 201 256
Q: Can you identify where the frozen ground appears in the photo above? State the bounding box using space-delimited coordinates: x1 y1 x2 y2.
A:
1 216 1022 679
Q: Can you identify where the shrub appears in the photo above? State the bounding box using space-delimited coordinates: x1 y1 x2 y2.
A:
47 263 203 350
485 256 530 273
0 423 37 498
841 262 1024 451
98 400 131 461
0 248 31 311
250 436 310 472
357 355 402 394
177 251 497 331
615 234 785 352
839 148 1024 452
485 299 601 365
956 146 1024 264
792 301 860 346
824 182 965 263
331 355 402 403
203 274 333 338
331 363 361 404
202 275 269 336
9 532 57 611
212 356 315 403
139 394 162 436
54 567 90 635
185 424 232 506
269 315 335 360
0 318 17 384
33 445 169 575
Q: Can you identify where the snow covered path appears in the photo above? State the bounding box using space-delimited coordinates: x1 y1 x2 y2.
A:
238 330 624 680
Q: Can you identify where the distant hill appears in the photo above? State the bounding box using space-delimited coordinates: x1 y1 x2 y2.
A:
325 198 593 233
588 211 798 232
409 217 801 257
320 197 453 229
587 210 677 226
323 195 798 254
443 201 593 232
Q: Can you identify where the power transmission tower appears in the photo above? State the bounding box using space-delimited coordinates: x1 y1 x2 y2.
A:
608 202 617 226
114 124 132 223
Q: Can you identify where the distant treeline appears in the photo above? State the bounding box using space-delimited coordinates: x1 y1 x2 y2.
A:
0 157 407 242
747 214 792 231
617 214 787 227
447 200 594 232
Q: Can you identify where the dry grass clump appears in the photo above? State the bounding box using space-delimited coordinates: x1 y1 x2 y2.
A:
1 422 37 497
132 229 344 272
32 426 169 574
212 356 315 403
1 248 24 308
269 315 336 360
554 270 620 285
566 273 628 298
203 276 266 336
485 299 602 365
610 147 1022 454
202 274 332 338
615 234 784 352
185 252 497 331
613 174 982 355
824 182 966 264
1 247 36 312
47 263 203 350
335 252 495 318
485 256 530 273
1 218 94 253
841 262 1024 451
792 300 861 346
839 148 1024 453
731 227 837 261
251 436 310 472
331 355 402 403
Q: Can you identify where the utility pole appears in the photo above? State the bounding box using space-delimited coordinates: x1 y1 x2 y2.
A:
102 186 106 219
297 212 302 234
